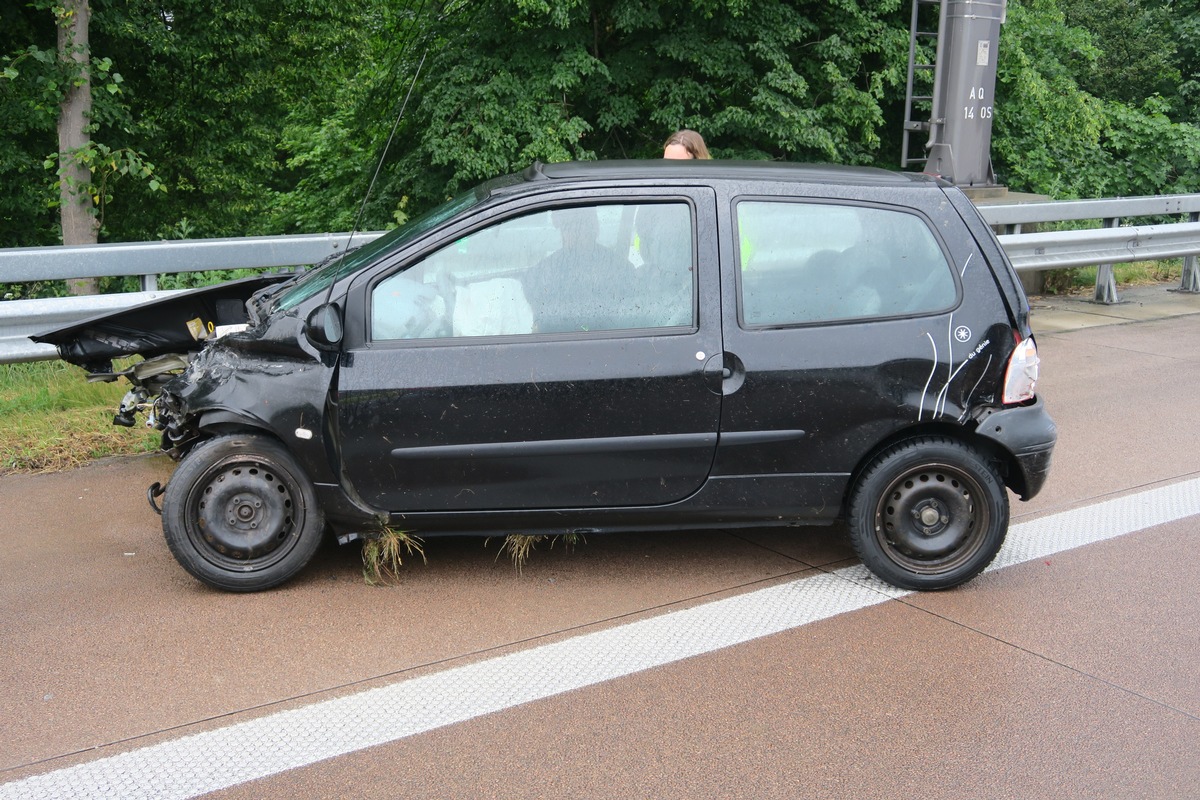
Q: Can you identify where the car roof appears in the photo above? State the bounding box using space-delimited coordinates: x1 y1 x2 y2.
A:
510 159 941 190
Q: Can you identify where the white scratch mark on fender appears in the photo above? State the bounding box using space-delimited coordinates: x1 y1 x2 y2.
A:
959 354 993 422
918 331 938 422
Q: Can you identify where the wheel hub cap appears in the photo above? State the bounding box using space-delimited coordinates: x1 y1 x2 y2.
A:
913 499 949 533
881 469 974 558
196 466 294 561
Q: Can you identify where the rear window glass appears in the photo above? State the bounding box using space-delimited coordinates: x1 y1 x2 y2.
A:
736 201 957 326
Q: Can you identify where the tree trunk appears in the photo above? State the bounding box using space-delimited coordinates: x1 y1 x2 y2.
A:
57 0 99 296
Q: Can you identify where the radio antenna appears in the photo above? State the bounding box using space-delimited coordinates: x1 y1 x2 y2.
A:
319 46 428 311
346 47 428 257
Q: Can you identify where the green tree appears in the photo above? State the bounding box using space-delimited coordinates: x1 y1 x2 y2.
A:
274 0 912 229
86 0 364 241
1165 0 1200 124
992 0 1200 197
6 0 1200 266
0 0 162 262
0 4 59 250
269 2 421 234
1059 0 1181 107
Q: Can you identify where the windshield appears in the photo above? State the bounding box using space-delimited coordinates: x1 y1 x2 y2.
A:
274 189 483 312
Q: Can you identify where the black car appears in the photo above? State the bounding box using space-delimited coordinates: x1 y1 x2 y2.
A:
36 160 1056 592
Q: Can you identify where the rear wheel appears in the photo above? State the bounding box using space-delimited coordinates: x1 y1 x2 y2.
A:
847 437 1008 590
162 435 324 592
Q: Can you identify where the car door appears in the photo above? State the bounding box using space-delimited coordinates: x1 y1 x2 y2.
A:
712 185 971 516
334 187 723 512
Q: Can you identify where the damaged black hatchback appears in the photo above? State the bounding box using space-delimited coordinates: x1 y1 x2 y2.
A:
35 161 1055 592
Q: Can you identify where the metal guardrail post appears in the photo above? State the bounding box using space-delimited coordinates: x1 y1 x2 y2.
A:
1183 211 1200 294
1094 217 1120 304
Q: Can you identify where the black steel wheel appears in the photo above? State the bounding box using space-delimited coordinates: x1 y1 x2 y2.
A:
847 436 1009 590
161 435 324 592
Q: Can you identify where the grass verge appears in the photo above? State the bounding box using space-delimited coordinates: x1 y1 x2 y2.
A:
1041 259 1183 294
0 360 160 474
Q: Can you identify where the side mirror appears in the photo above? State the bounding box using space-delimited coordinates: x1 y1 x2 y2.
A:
305 303 344 349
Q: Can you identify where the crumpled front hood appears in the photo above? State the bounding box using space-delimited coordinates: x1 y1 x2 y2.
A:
30 275 292 373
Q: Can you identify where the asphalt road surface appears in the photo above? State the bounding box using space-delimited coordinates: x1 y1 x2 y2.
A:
2 301 1198 799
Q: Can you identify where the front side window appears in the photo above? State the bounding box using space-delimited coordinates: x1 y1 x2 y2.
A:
371 202 695 340
736 201 957 326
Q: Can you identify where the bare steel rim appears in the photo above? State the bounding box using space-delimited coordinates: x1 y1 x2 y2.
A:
183 454 305 572
873 460 991 575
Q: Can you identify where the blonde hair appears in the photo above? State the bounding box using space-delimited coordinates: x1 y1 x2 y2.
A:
663 129 711 159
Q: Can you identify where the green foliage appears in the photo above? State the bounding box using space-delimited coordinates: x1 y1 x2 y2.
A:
993 0 1200 197
1100 96 1200 193
0 12 65 248
44 143 166 219
992 0 1102 195
0 0 164 248
3 0 1200 255
156 269 271 291
1060 0 1181 107
1 280 68 300
1165 0 1200 124
310 0 912 222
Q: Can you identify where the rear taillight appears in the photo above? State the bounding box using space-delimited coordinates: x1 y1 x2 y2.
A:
1003 336 1040 404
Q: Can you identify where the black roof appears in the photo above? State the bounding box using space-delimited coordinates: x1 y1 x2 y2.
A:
523 159 936 187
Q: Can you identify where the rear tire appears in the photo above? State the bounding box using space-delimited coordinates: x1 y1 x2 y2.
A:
162 435 324 592
847 437 1008 590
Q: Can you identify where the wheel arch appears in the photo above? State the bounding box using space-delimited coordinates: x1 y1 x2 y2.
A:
162 408 277 461
198 409 276 439
192 409 377 533
843 420 1024 514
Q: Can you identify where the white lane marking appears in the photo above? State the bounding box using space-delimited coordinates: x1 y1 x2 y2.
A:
4 477 1200 800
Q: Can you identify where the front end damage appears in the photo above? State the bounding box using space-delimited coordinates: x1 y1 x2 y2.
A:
31 276 388 546
106 353 191 428
145 333 390 542
30 275 302 450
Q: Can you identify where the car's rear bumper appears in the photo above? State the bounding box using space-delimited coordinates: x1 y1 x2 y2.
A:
975 396 1057 500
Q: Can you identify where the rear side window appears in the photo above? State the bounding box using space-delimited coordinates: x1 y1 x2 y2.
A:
736 201 957 326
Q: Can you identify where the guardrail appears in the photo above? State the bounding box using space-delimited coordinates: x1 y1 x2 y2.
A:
981 192 1200 303
0 232 385 364
2 193 1198 364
